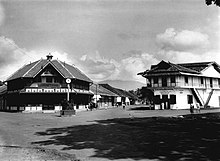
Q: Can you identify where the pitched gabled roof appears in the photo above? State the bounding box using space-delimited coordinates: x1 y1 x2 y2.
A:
139 60 201 77
0 84 7 95
6 58 92 83
150 61 199 74
99 84 138 100
178 62 220 72
90 84 118 97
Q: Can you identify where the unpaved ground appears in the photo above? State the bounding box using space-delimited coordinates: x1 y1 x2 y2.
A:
0 106 219 161
0 145 77 161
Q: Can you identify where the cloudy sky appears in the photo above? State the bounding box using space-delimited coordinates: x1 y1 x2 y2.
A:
0 0 219 83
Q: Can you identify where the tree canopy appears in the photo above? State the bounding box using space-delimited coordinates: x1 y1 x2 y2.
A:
206 0 220 7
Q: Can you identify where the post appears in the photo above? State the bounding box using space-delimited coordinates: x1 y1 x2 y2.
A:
96 84 97 105
67 83 70 102
65 78 71 102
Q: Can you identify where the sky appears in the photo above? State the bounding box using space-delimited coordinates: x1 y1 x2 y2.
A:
0 0 219 83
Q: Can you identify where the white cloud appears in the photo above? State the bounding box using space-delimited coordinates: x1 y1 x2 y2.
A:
77 51 118 82
156 28 209 51
119 53 158 82
0 2 5 27
78 51 158 83
0 36 71 80
155 27 220 66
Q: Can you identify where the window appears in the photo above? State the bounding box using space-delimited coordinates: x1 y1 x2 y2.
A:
162 77 167 87
34 77 41 82
170 95 176 104
171 76 175 84
187 95 193 104
201 77 204 85
46 77 52 83
153 77 158 84
185 76 188 84
210 78 213 88
218 79 220 86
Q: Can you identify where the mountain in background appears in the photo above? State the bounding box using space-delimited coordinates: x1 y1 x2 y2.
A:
98 80 145 91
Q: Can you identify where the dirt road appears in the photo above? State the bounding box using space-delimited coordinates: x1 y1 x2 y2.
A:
0 106 219 161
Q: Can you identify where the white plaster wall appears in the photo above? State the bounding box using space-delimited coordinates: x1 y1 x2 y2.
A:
55 105 62 111
209 90 220 107
202 66 220 78
196 89 220 107
154 89 198 110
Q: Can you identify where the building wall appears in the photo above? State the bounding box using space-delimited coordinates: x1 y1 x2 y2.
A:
153 88 220 110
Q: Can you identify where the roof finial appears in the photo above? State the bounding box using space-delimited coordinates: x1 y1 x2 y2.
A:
46 53 53 61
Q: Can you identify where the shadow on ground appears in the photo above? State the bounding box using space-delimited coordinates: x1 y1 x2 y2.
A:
128 106 152 110
32 112 220 160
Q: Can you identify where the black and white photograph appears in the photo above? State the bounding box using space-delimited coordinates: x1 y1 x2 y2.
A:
0 0 219 160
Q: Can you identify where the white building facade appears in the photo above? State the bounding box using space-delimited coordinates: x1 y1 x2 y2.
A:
139 61 220 110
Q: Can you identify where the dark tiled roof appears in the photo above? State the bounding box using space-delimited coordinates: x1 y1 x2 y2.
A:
6 59 92 83
142 60 200 77
168 62 200 74
90 84 118 97
7 60 41 81
99 84 138 99
178 62 214 72
59 61 92 83
0 85 7 95
99 84 125 96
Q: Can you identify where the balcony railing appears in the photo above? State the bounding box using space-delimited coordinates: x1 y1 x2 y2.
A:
148 82 220 89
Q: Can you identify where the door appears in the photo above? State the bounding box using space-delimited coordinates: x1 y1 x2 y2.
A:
162 77 167 87
162 95 170 109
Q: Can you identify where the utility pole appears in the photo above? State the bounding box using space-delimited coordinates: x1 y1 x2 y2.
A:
66 78 71 102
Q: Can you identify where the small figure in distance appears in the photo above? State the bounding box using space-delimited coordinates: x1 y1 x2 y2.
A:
190 104 194 114
196 103 201 113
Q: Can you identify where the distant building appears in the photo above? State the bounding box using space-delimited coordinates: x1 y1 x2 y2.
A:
99 84 138 106
0 54 93 112
138 60 220 110
90 84 118 108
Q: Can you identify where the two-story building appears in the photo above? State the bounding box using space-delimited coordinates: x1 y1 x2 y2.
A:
0 54 93 112
138 60 220 110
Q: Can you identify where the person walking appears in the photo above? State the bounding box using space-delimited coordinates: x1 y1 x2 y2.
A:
190 104 194 114
196 103 201 113
122 102 126 110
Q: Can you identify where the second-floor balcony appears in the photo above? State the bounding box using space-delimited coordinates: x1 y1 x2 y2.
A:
147 82 220 89
19 86 92 95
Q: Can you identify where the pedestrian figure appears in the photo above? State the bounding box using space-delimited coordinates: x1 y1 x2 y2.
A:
190 104 194 114
123 102 126 110
196 103 200 113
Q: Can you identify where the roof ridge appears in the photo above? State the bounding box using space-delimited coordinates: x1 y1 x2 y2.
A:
65 62 90 80
178 61 214 66
169 62 200 73
47 60 65 78
56 60 75 79
23 59 42 77
32 60 50 78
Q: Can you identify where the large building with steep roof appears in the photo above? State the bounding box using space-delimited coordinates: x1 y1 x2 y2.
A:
138 60 220 110
0 54 93 112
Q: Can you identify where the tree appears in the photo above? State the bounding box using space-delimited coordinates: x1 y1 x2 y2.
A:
137 87 154 104
206 0 220 7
